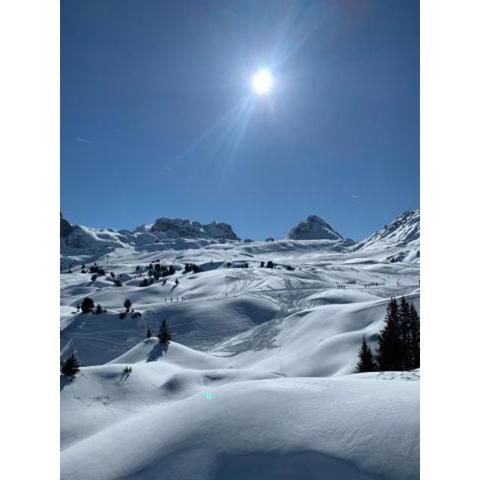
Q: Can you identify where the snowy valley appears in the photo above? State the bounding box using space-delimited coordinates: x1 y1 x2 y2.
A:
60 211 420 480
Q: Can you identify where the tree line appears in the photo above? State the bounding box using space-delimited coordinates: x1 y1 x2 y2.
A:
356 297 420 372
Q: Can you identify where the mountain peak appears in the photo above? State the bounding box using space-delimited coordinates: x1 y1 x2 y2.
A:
288 215 343 240
150 217 239 240
353 209 420 252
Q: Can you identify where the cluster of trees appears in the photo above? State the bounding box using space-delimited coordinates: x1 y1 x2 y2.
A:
148 263 175 280
139 277 154 287
259 260 275 269
89 263 106 275
184 263 201 274
356 297 420 372
119 299 142 319
79 297 106 314
145 319 172 344
79 296 142 318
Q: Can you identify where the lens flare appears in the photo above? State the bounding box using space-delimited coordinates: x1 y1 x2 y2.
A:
251 69 274 95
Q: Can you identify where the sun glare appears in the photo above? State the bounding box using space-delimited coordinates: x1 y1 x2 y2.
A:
251 69 274 95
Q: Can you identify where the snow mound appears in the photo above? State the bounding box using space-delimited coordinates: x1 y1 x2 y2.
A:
110 339 228 369
61 374 419 480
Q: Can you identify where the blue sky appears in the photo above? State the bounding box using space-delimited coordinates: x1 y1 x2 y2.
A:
61 0 419 241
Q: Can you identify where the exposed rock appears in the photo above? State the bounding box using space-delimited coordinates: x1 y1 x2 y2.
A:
288 215 343 241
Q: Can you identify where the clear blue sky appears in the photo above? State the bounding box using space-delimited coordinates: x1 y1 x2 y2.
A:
61 0 419 241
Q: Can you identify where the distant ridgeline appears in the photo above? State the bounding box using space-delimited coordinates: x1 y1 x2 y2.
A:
60 210 419 269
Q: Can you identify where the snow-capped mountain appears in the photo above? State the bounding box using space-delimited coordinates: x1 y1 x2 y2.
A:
150 217 239 240
353 209 419 258
288 215 343 240
60 209 420 480
60 215 241 269
60 212 72 237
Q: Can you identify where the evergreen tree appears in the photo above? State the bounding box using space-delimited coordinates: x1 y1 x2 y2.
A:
81 297 95 313
124 299 132 312
146 326 152 339
398 296 411 368
61 352 80 377
356 336 376 372
158 320 172 344
376 298 404 371
95 304 103 315
409 303 420 369
168 265 175 276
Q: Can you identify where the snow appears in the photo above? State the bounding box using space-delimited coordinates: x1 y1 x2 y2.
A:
352 210 419 255
60 211 420 479
61 369 418 480
288 214 344 240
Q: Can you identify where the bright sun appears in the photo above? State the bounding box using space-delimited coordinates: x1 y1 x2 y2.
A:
251 69 274 95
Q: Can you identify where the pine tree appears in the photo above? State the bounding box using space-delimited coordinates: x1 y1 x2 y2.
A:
124 299 132 312
146 326 152 339
356 336 376 372
376 298 404 371
81 297 95 313
398 296 411 369
158 320 172 345
61 352 80 377
409 303 420 369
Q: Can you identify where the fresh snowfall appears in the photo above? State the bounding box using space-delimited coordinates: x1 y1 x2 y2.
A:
60 210 420 480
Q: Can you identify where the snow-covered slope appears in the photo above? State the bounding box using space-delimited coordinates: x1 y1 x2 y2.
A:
61 363 419 480
60 210 420 480
288 214 343 240
354 210 419 252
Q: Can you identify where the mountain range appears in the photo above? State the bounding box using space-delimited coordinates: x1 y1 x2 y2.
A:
60 208 420 480
61 209 419 266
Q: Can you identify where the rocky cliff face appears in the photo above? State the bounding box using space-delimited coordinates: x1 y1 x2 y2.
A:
288 215 343 241
151 218 239 240
60 213 73 237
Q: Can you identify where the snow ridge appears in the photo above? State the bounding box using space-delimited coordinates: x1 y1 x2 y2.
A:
353 210 420 252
